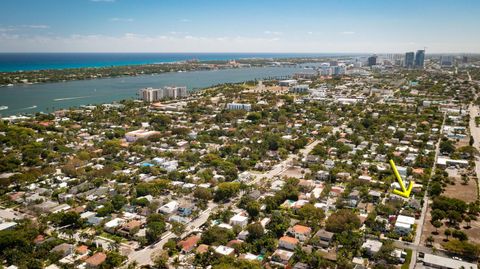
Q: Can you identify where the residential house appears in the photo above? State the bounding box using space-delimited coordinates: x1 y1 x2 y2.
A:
394 215 415 235
362 239 383 256
312 229 334 248
178 235 201 253
230 213 249 228
178 202 194 217
288 224 312 242
279 236 299 251
158 201 179 215
51 243 74 257
215 245 235 256
271 249 294 265
85 252 107 268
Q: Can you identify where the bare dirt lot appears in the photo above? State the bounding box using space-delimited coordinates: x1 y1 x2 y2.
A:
422 205 480 247
442 176 478 203
279 166 309 179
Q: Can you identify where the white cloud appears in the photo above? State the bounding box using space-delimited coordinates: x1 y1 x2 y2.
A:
110 18 134 22
0 33 284 52
0 33 478 53
0 25 50 31
169 31 189 35
264 30 283 36
23 25 50 29
340 31 355 35
180 19 191 23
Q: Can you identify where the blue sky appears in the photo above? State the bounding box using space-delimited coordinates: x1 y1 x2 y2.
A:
0 0 479 53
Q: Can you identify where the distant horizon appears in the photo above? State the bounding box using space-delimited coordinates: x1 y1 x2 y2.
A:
1 0 480 53
0 51 478 55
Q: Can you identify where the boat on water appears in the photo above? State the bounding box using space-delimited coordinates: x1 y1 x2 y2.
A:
0 106 8 110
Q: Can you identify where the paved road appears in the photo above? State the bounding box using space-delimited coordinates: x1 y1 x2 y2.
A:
409 112 446 269
128 202 216 266
468 104 480 196
128 141 321 266
250 140 321 185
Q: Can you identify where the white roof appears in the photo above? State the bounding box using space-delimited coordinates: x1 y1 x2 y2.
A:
215 245 235 255
159 201 179 214
218 223 233 230
362 239 382 252
396 215 415 225
80 211 96 219
104 218 124 228
230 214 248 222
423 253 477 269
0 222 17 231
243 253 259 260
395 222 411 229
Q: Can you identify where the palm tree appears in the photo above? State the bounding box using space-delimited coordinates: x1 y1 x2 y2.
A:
444 229 451 241
426 235 434 246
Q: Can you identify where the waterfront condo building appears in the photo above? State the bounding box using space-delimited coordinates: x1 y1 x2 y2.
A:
139 86 188 102
226 102 252 111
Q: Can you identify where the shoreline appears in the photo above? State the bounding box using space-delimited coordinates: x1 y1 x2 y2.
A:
0 56 346 87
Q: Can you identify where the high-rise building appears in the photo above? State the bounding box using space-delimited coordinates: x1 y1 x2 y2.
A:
415 50 425 68
332 65 346 76
405 52 415 68
440 55 454 67
367 55 377 66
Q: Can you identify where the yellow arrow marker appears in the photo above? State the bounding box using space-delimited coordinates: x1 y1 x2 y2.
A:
389 159 414 198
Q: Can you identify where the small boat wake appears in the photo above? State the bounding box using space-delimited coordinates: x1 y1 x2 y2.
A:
18 105 37 110
53 95 92 101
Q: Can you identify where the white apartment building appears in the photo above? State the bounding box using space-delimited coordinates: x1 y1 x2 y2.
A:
226 103 251 111
139 86 188 102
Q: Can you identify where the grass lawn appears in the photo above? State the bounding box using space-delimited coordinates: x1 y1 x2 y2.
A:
401 249 413 269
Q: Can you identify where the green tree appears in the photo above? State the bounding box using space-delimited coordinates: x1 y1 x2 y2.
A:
266 211 290 237
101 251 126 269
325 209 361 233
214 182 241 202
246 223 264 242
146 221 166 244
245 201 260 220
432 220 442 234
201 226 234 245
112 194 128 211
297 203 325 229
194 187 213 201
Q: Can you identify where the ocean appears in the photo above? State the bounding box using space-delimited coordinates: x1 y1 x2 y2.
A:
0 52 357 72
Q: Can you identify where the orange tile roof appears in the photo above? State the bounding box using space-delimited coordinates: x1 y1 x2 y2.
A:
196 244 209 254
280 236 299 245
292 224 311 234
76 245 89 255
33 234 45 244
85 252 107 266
412 168 424 175
178 235 200 252
226 239 242 247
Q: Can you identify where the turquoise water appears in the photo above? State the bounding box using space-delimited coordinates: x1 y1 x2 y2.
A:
0 65 313 116
0 53 356 72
